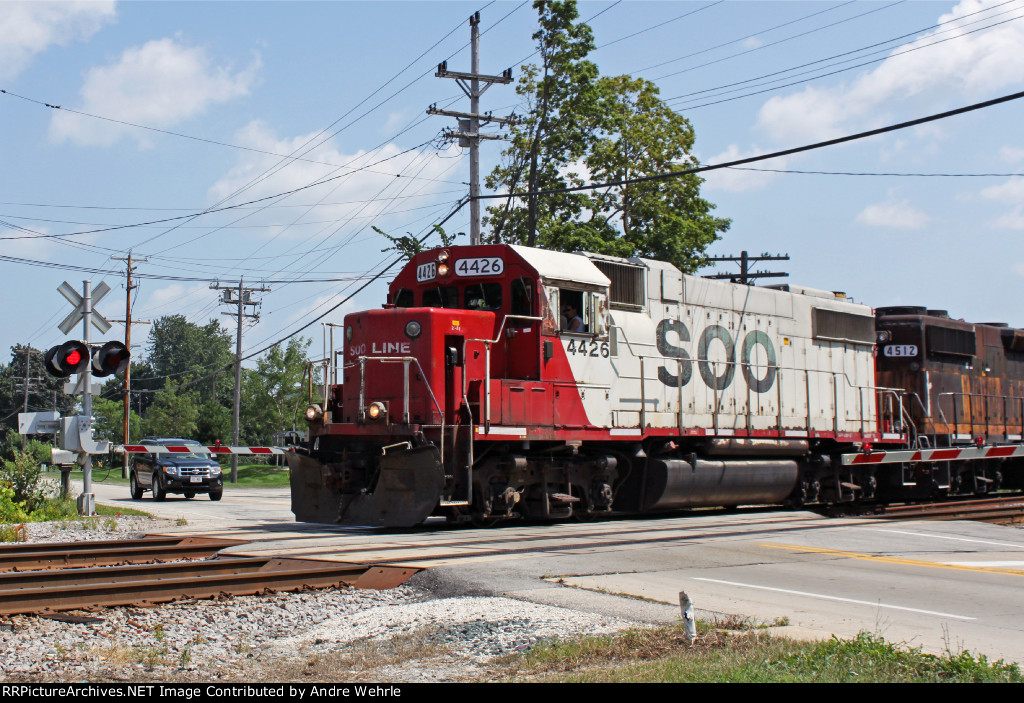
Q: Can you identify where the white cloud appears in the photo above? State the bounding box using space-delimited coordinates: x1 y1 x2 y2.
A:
999 146 1024 163
0 1 115 80
140 282 212 315
980 177 1024 203
701 144 788 192
50 37 260 147
206 121 461 243
756 0 1024 143
994 207 1024 230
856 197 930 229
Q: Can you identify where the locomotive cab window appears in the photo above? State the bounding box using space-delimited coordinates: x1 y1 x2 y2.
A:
559 289 605 336
393 288 414 308
511 277 534 318
422 286 458 308
464 282 502 311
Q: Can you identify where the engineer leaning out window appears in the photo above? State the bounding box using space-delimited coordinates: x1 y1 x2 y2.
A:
562 302 584 333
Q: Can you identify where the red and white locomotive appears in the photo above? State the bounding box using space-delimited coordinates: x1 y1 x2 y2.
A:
289 243 1023 526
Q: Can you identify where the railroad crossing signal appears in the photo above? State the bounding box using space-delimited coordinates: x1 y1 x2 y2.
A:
90 340 130 377
43 340 89 377
57 280 111 334
42 340 129 380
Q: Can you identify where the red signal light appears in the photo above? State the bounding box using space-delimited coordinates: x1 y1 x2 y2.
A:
44 341 89 377
91 340 130 378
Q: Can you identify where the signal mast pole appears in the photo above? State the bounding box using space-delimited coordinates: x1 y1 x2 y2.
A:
429 11 515 244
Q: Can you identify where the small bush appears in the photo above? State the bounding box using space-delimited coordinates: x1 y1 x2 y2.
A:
0 451 57 513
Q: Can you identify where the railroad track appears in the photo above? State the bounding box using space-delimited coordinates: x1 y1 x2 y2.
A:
0 537 418 616
0 535 246 571
836 495 1024 522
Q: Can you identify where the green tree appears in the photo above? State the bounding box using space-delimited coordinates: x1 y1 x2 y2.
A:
196 399 232 445
376 224 461 260
145 316 233 404
142 383 200 439
240 338 315 445
486 0 729 272
91 396 143 444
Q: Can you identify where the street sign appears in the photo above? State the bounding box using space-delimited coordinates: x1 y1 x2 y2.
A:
57 280 111 334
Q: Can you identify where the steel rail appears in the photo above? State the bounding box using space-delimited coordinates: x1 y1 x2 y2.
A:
0 536 246 571
854 495 1024 521
0 556 418 615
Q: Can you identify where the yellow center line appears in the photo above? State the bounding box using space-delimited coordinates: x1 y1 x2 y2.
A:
761 542 1024 577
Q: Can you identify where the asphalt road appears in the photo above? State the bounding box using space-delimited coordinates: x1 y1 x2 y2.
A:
74 479 1024 664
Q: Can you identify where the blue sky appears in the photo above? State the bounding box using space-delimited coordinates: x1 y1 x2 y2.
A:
3 0 1024 368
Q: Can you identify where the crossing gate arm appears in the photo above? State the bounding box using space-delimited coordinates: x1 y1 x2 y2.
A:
116 444 288 456
841 444 1024 466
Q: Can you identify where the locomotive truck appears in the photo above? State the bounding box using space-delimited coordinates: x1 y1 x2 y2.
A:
289 243 1024 526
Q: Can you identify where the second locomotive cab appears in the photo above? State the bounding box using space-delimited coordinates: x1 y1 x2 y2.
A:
288 243 941 527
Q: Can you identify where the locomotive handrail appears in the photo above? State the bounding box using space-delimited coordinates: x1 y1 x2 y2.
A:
936 391 1024 443
651 352 893 436
463 314 544 431
354 355 446 465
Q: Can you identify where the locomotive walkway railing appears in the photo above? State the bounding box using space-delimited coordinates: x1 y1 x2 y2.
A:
629 350 901 438
936 391 1024 443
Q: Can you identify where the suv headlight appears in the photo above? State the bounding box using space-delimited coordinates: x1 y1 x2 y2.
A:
209 466 222 476
163 465 179 476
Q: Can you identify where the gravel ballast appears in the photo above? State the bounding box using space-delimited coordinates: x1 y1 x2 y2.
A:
0 517 647 682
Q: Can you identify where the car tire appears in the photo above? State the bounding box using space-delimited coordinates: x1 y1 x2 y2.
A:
130 472 143 500
152 473 166 501
209 489 223 501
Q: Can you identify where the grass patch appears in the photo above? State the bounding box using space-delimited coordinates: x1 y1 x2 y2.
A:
496 625 1023 683
229 464 290 488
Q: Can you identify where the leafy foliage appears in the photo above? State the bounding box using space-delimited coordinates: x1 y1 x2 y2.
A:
0 449 57 513
240 338 315 444
486 0 729 272
142 382 200 440
376 224 461 260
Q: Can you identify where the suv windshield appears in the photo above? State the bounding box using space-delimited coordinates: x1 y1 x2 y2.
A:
145 441 207 460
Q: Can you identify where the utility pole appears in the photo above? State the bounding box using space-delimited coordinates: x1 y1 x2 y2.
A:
212 279 269 483
111 252 149 476
429 11 515 244
703 251 790 285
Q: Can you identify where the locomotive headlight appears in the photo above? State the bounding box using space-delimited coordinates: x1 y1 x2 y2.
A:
366 401 386 421
437 262 450 277
305 404 324 422
877 330 892 343
405 320 422 339
345 325 353 341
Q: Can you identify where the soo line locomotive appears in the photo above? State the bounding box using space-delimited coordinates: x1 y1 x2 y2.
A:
290 243 1024 526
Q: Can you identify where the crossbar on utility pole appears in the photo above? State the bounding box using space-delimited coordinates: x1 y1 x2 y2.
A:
429 11 515 245
703 251 790 285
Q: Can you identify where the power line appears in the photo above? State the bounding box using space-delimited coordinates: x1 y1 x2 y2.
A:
475 89 1024 201
673 12 1024 111
725 167 1024 178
